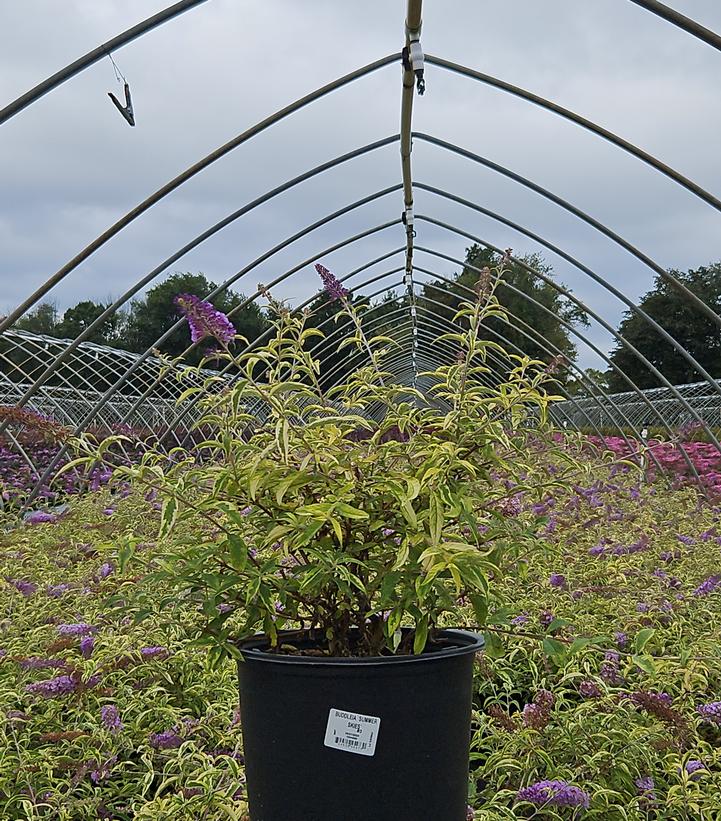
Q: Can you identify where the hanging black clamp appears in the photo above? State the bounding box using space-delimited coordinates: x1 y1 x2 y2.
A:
108 81 135 127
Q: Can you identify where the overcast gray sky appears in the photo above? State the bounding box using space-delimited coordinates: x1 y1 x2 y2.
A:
1 0 719 370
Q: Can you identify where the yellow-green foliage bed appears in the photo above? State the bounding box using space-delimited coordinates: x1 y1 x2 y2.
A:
2 455 721 819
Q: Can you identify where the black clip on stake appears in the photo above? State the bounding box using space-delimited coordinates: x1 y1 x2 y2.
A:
108 82 135 127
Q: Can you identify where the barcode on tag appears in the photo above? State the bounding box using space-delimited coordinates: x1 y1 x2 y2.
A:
323 707 380 757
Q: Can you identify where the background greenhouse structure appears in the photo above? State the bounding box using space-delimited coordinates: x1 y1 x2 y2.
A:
1 0 720 508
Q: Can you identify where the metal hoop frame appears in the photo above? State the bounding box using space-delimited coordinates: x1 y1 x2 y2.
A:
1 0 720 504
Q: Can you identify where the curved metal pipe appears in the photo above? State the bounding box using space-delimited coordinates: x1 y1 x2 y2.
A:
424 54 721 213
414 184 721 402
4 138 401 421
0 52 400 333
0 0 211 125
627 0 721 51
413 132 721 329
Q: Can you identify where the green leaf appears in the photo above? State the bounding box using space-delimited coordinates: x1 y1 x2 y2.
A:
568 637 592 655
413 615 429 654
158 497 178 540
228 535 247 573
334 502 369 520
487 606 514 626
542 637 566 659
469 594 488 627
545 618 570 634
482 631 505 659
634 628 655 653
632 654 656 675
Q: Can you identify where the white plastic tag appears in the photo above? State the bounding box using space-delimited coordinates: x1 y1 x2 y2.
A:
323 707 380 757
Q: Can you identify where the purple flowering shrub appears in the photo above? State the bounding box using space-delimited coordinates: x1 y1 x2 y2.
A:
0 407 152 511
587 433 721 496
91 275 574 660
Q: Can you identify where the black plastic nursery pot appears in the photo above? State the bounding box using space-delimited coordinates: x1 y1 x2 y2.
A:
236 628 484 821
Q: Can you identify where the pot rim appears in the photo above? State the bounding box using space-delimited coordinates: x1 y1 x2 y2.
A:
236 627 484 666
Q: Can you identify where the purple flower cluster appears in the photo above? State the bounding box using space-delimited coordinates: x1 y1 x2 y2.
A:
26 674 79 698
684 760 705 778
635 776 656 806
24 510 57 525
697 701 721 725
98 563 114 579
600 651 623 686
315 263 349 302
18 657 68 671
579 680 602 699
693 575 721 597
149 728 184 750
6 578 37 596
57 623 96 637
174 293 236 345
80 636 95 659
101 704 123 733
549 573 566 589
522 690 555 730
140 646 168 659
539 610 554 629
516 780 590 809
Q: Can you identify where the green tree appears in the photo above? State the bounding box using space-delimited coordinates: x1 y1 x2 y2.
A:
13 302 59 336
56 300 121 345
124 273 268 363
420 246 586 383
606 263 721 391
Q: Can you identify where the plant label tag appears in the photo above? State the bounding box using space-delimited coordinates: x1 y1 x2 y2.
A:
323 707 380 757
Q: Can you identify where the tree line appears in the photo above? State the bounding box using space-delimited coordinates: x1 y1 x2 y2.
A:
10 254 721 393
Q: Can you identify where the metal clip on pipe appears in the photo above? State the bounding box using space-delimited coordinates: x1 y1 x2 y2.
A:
408 38 425 95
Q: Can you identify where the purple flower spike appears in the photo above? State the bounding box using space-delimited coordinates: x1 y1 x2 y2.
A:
25 510 56 525
516 780 590 809
549 573 566 589
539 610 554 629
140 646 168 659
174 294 236 345
697 701 721 725
80 636 95 659
315 263 349 301
693 575 721 597
57 623 96 637
636 776 656 806
101 705 123 734
149 728 183 750
98 562 114 579
6 578 37 596
579 680 602 698
684 760 705 779
26 674 78 698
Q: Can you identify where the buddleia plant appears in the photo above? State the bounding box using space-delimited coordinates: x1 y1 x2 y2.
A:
73 257 580 664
